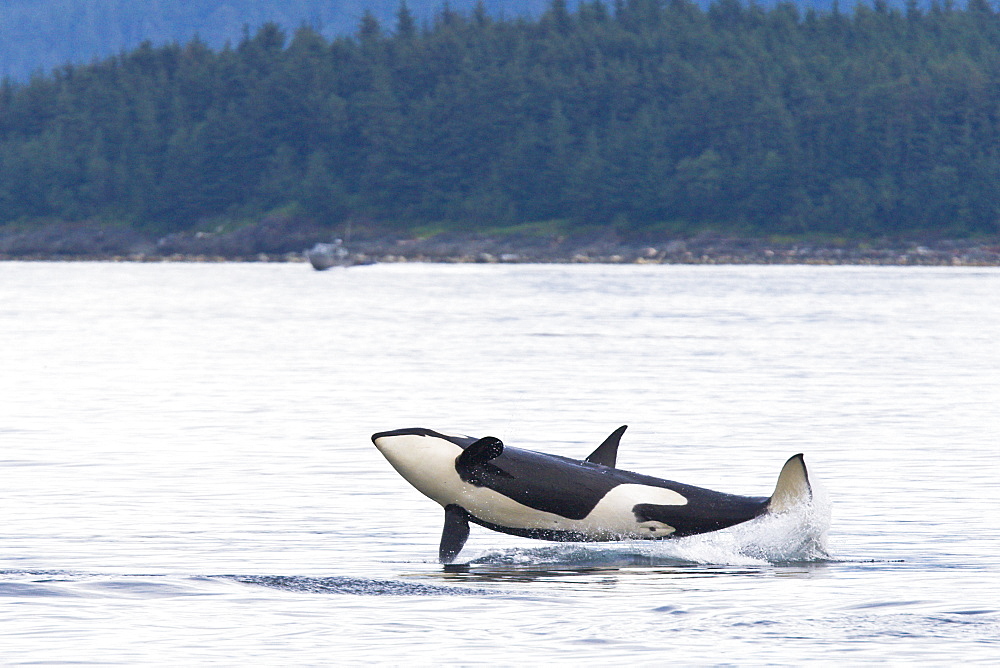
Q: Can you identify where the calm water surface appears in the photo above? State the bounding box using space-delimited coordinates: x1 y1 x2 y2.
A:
1 262 998 664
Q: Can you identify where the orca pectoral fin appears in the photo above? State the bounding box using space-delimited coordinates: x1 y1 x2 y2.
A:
458 436 504 466
584 425 627 467
768 454 812 513
456 436 505 485
439 504 471 563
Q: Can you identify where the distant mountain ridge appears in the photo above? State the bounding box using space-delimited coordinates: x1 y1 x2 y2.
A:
3 0 528 79
4 0 872 80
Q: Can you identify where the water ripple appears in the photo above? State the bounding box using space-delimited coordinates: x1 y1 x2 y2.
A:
222 574 496 596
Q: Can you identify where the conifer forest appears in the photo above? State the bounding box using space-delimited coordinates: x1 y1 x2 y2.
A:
2 0 1000 240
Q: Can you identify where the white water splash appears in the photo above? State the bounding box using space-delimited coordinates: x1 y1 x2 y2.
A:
469 480 831 568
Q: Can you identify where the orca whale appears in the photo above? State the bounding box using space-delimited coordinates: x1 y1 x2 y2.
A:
371 426 813 563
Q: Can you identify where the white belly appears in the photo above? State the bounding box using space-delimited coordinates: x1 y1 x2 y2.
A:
460 482 686 539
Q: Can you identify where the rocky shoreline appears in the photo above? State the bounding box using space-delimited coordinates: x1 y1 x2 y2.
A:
2 219 998 266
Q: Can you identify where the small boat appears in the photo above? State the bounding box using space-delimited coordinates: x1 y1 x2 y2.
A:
305 240 350 271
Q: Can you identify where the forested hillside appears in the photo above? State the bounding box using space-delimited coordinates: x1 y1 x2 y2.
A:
2 0 1000 240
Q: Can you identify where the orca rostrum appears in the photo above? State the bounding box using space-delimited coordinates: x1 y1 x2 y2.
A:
371 426 813 563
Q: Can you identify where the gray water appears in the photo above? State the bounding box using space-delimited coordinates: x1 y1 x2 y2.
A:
1 262 998 664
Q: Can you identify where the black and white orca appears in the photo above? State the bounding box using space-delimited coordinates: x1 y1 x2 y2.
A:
371 426 813 563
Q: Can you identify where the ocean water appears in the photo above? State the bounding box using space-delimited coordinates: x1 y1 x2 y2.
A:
1 261 998 664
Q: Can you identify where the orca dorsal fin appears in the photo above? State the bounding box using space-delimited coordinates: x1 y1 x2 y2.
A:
768 453 812 513
584 425 627 467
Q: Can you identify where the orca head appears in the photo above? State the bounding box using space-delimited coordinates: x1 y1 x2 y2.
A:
371 428 470 506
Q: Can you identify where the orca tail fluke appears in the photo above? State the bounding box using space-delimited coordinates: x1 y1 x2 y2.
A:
767 454 812 513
